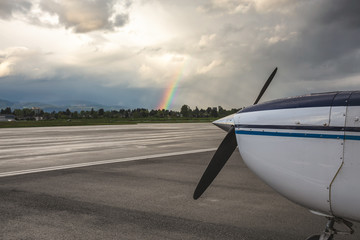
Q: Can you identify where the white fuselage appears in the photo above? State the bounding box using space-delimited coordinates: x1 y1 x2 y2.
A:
217 92 360 222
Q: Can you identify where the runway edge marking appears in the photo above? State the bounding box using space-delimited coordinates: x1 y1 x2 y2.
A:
0 148 217 178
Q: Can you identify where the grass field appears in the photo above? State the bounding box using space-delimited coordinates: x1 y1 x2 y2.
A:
0 118 217 128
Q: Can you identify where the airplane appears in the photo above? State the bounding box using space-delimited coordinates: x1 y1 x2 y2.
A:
193 67 360 240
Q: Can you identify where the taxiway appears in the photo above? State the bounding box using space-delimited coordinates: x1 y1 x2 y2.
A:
0 123 358 239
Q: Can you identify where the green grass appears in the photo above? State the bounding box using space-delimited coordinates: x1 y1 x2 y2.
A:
0 118 217 128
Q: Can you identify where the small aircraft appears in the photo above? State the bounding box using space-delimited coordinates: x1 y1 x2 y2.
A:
193 68 360 240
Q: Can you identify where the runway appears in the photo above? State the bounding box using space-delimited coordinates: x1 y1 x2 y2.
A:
0 123 359 239
0 124 222 175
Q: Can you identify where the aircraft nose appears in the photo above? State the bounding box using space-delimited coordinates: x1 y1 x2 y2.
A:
212 114 235 132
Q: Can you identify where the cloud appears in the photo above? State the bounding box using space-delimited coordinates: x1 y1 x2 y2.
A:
0 47 59 80
114 13 129 27
264 25 297 45
39 0 130 33
198 34 216 48
198 0 300 15
315 0 360 29
178 0 360 107
0 47 44 78
197 60 222 74
1 0 360 110
0 73 162 108
252 0 300 13
198 0 252 15
0 0 131 33
258 0 360 83
0 0 32 20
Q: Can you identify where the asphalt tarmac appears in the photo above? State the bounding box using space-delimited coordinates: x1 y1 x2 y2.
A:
0 123 359 240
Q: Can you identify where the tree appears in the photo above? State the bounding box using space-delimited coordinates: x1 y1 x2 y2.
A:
0 107 12 114
218 106 225 117
13 109 24 118
180 105 191 117
193 107 200 117
210 107 218 117
72 111 79 119
206 107 212 116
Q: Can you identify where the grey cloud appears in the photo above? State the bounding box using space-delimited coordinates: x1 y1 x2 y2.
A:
0 73 162 109
0 0 32 19
208 0 360 87
2 0 360 110
136 47 163 56
123 0 133 9
198 0 252 15
114 13 129 27
315 0 360 29
263 0 360 82
173 0 360 107
198 0 301 15
40 0 130 33
220 24 244 35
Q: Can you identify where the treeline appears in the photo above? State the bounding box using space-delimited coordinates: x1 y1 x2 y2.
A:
0 105 239 120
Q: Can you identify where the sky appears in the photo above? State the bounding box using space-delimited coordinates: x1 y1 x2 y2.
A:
0 0 359 110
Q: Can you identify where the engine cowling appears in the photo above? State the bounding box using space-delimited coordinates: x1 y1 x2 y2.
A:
233 91 360 222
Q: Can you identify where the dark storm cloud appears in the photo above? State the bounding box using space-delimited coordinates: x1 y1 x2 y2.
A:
0 0 32 19
39 0 130 33
316 0 360 29
178 0 360 107
0 73 162 109
247 0 360 84
304 0 360 62
306 0 360 79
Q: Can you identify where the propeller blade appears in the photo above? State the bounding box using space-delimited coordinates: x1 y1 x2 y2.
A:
253 67 278 105
193 126 237 200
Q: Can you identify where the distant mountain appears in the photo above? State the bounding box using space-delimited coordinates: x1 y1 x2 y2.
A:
0 98 126 112
49 100 126 112
11 102 59 112
0 99 15 109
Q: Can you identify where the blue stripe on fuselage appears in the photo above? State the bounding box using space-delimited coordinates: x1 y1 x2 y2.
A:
235 130 360 140
234 124 360 132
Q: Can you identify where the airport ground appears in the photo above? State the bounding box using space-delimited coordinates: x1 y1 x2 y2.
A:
0 123 359 240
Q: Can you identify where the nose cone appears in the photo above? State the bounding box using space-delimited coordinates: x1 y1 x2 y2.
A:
212 114 235 132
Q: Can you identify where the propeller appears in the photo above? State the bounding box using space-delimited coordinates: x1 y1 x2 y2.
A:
193 126 237 199
253 67 277 105
193 67 278 200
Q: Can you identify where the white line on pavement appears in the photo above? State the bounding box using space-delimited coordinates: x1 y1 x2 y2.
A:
0 148 217 178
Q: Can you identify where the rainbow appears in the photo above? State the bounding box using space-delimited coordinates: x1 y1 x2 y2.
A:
157 63 185 110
